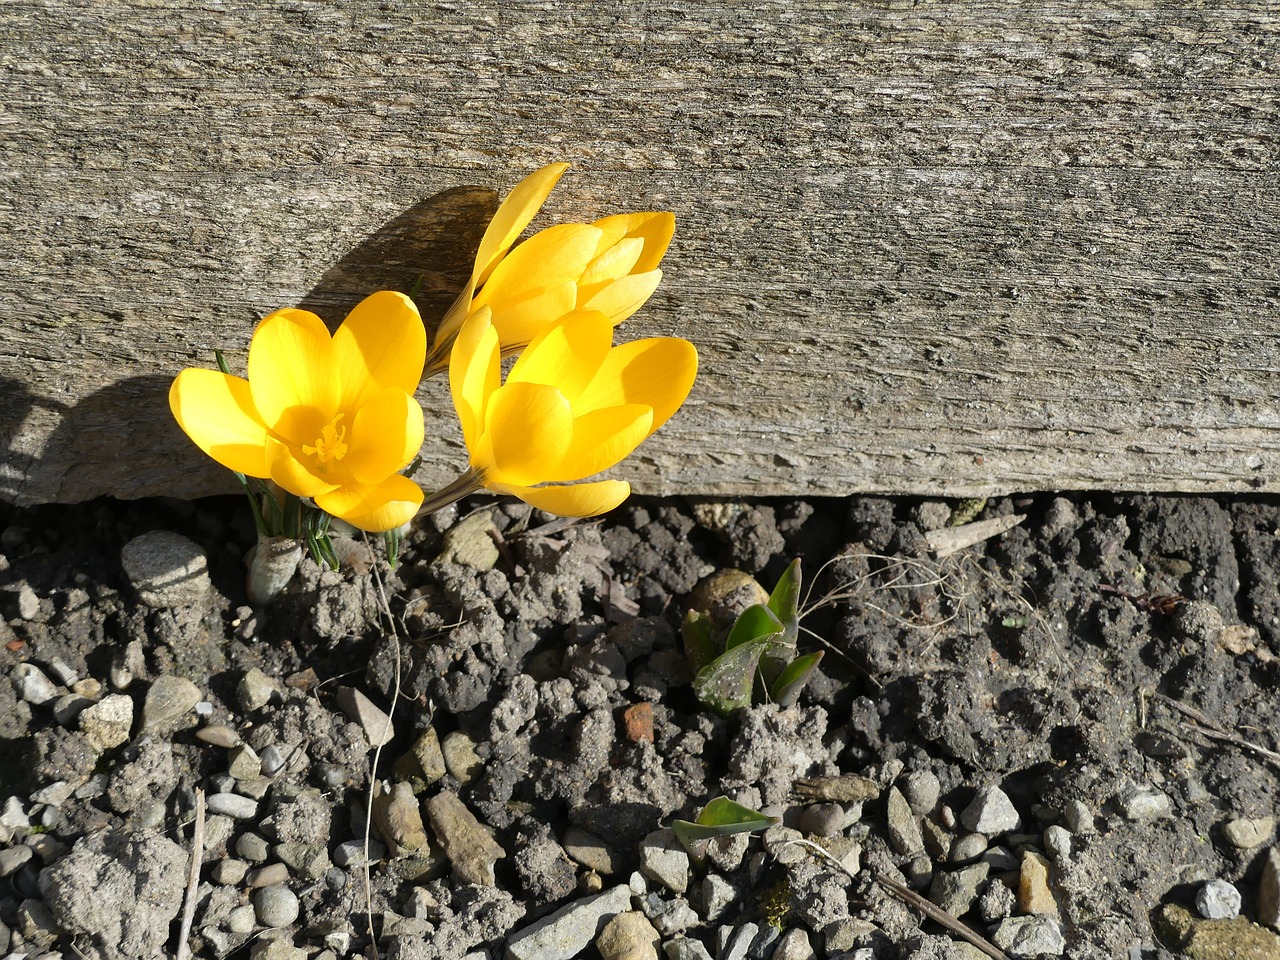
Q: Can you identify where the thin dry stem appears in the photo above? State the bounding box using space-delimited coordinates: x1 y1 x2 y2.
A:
174 787 206 960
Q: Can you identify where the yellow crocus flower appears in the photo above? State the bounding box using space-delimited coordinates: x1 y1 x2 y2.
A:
424 163 675 373
445 306 697 517
169 291 427 532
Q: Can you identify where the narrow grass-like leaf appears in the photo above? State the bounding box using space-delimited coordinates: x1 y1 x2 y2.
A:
767 558 802 645
769 651 824 708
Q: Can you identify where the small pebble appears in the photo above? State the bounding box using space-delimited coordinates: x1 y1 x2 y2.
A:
1044 825 1072 861
13 663 59 705
1196 878 1242 920
237 832 272 862
960 785 1021 835
797 802 846 837
45 659 77 686
195 724 241 748
1118 787 1172 821
247 863 290 888
227 904 257 934
207 793 259 819
253 885 300 928
140 675 202 735
120 531 211 608
0 797 29 829
902 770 941 816
79 693 135 750
237 668 280 713
227 745 262 781
212 858 249 885
16 583 40 620
336 686 395 748
0 846 33 877
1224 816 1274 850
441 731 484 784
259 745 287 777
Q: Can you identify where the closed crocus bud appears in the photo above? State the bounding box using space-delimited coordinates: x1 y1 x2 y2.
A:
425 163 674 373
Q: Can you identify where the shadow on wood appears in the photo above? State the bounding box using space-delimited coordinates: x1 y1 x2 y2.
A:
2 187 499 506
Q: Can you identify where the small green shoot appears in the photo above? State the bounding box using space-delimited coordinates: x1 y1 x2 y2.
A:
684 559 824 715
672 796 779 865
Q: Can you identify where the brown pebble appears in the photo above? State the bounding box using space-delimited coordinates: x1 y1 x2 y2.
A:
195 724 241 748
623 703 654 744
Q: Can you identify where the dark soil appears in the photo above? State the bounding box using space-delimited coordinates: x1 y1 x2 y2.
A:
2 492 1279 960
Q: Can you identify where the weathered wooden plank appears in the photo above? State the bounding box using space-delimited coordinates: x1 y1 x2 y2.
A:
3 2 1279 504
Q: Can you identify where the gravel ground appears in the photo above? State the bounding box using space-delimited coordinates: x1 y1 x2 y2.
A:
2 492 1280 960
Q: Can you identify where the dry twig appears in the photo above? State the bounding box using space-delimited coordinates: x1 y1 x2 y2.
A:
174 787 205 960
1151 691 1280 769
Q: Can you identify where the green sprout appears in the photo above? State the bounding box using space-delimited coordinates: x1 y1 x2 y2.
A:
683 559 824 716
672 796 779 865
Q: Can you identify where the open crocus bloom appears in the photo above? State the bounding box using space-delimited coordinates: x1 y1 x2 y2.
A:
449 305 697 517
425 162 675 372
169 291 427 532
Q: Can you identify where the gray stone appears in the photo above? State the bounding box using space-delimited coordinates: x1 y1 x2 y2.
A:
564 827 619 875
227 904 257 934
1043 825 1071 862
79 693 135 751
251 937 307 960
797 802 847 837
663 937 715 960
227 744 262 780
259 744 287 777
253 885 300 928
960 785 1021 835
638 828 690 895
1 796 29 829
1117 786 1172 821
195 724 241 748
52 693 93 726
977 878 1016 923
246 863 290 887
120 531 211 608
13 663 59 705
333 838 387 868
1197 878 1242 920
701 874 737 921
207 792 259 819
886 786 924 856
139 675 202 735
928 862 990 918
275 840 331 880
902 770 941 816
237 668 280 712
17 583 40 620
721 921 758 960
31 780 72 807
769 928 814 960
949 832 988 865
642 894 698 937
212 858 249 885
992 915 1066 956
45 657 77 686
397 727 448 789
1224 816 1275 850
506 884 632 960
335 686 394 748
1258 846 1280 928
0 845 33 876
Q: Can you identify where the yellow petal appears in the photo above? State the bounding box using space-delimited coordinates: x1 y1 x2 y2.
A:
473 162 571 289
347 388 426 485
506 310 613 403
473 224 602 312
488 282 579 352
577 238 645 304
332 291 426 411
580 270 664 325
491 478 631 518
265 436 339 499
557 404 654 481
481 381 573 487
169 369 272 478
449 308 501 451
247 308 340 443
592 211 675 273
578 337 698 434
316 473 424 533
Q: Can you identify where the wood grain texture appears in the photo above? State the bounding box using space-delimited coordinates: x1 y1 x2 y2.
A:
3 2 1279 505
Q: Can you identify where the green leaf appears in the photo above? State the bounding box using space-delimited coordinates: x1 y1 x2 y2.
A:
766 559 802 646
726 604 784 650
384 527 403 572
682 610 719 675
769 651 824 708
672 796 780 858
693 638 769 715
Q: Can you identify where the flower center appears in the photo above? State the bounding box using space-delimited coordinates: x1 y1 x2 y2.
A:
302 415 349 464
